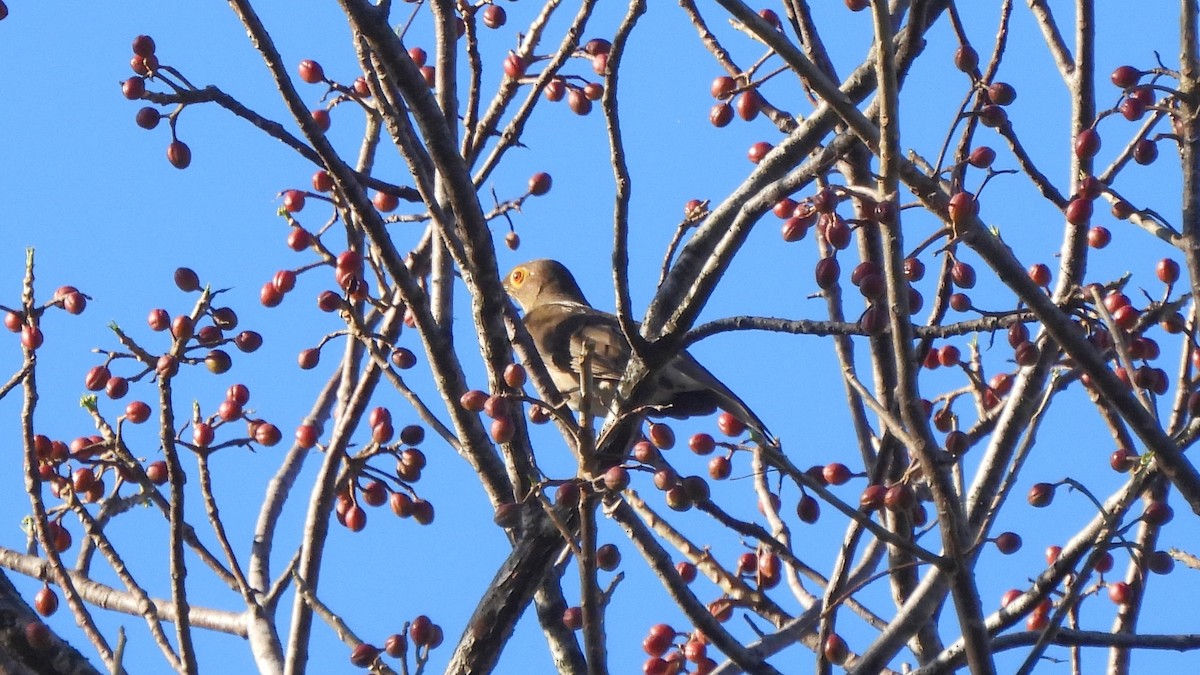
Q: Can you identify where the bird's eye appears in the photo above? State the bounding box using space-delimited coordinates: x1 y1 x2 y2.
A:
511 268 526 286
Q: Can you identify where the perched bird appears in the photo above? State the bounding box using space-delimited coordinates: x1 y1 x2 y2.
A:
502 259 771 443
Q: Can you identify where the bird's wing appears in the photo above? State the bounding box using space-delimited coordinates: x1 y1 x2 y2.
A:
657 352 772 440
522 302 631 411
523 301 772 441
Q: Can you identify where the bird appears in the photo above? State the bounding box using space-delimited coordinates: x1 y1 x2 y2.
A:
501 259 772 445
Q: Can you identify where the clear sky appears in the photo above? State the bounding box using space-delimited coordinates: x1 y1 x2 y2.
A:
0 2 1196 673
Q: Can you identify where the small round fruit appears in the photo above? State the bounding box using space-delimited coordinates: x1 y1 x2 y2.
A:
283 190 306 213
947 191 977 226
205 350 232 374
823 633 849 665
373 191 399 212
503 363 526 387
235 331 263 353
823 462 851 485
596 543 621 571
968 146 996 168
716 411 745 437
1027 482 1055 507
528 172 552 196
710 103 733 127
298 59 325 84
125 401 151 423
254 423 282 446
1157 258 1180 284
1087 226 1111 249
1111 65 1140 88
1134 139 1158 165
747 141 772 164
298 348 320 370
482 4 507 28
167 140 191 169
503 53 526 78
994 532 1022 554
954 45 978 72
132 34 157 57
34 586 58 617
1075 128 1102 159
391 347 416 369
735 90 762 121
122 77 146 100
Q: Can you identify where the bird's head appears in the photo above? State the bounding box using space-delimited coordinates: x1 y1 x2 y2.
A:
502 259 589 312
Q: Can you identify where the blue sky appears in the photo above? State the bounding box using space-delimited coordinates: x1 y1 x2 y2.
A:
1 2 1197 673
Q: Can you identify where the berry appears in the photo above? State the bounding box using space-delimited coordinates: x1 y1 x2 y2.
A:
482 4 506 28
1157 258 1180 284
503 53 526 79
1111 65 1141 88
528 172 552 196
1075 129 1102 159
1027 482 1054 507
298 59 325 84
132 35 156 57
122 77 146 100
987 82 1017 105
709 103 733 127
283 190 306 213
955 45 978 73
1087 225 1111 248
167 140 191 169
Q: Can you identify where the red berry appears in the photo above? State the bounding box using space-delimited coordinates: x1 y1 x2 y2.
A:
994 532 1022 554
1087 225 1110 248
85 365 111 391
34 586 58 617
716 411 745 437
283 190 306 213
311 170 334 193
132 34 156 57
1075 128 1102 159
955 45 978 72
167 140 191 169
1120 97 1146 121
1027 482 1055 507
947 191 977 226
583 38 611 56
747 141 772 164
482 4 506 28
1028 263 1051 287
1134 139 1158 165
288 228 314 251
373 191 399 212
310 108 331 132
21 325 43 350
126 401 151 423
254 422 282 447
298 59 325 84
968 146 996 168
1111 65 1141 88
709 103 733 127
710 76 736 99
988 82 1017 105
823 634 849 665
272 270 297 294
1157 258 1180 284
503 53 526 79
122 77 146 100
528 172 552 196
735 90 762 121
130 54 158 76
261 283 284 308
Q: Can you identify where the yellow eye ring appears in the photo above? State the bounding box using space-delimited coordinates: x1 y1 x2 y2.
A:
511 268 526 286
